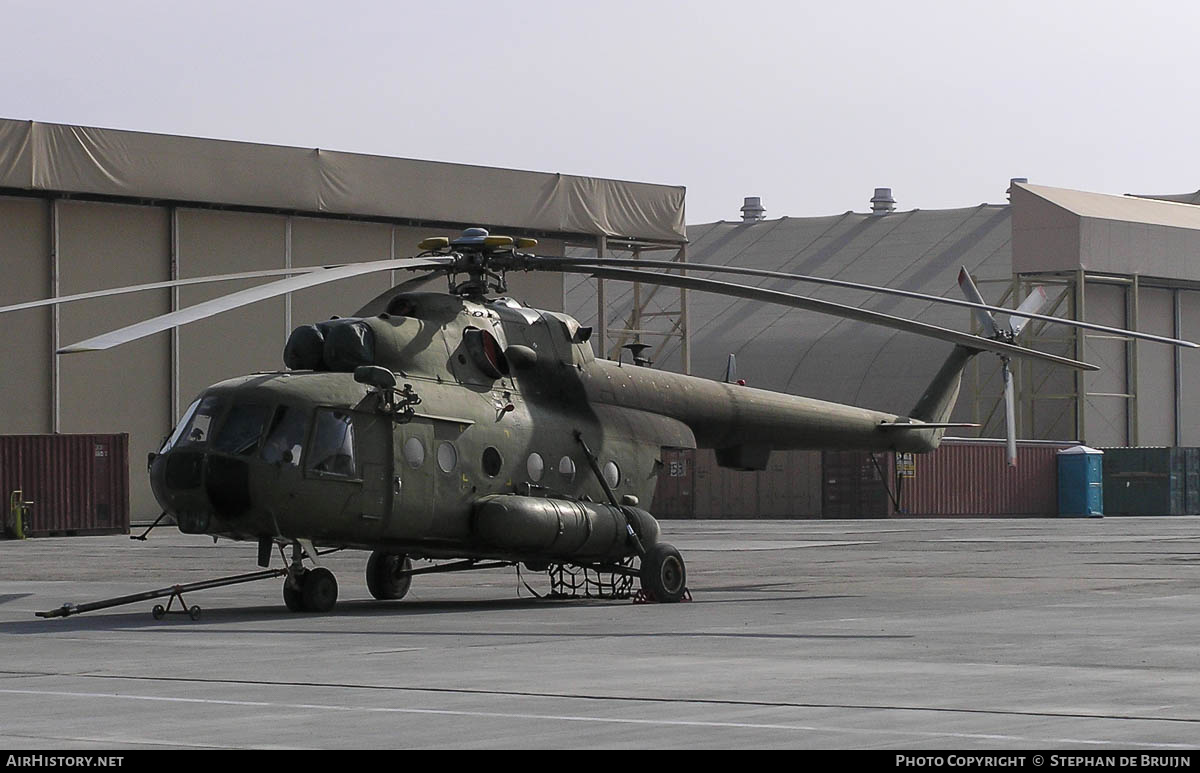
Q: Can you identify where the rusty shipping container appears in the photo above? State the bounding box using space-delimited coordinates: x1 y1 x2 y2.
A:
894 439 1071 517
822 450 893 518
0 434 129 536
652 448 822 519
654 441 1069 519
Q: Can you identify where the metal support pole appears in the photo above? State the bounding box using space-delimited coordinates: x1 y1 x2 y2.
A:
50 199 60 434
284 216 293 342
1127 275 1139 446
389 225 397 290
1174 288 1183 447
1074 270 1086 445
679 243 691 375
595 235 607 359
631 247 641 341
170 207 180 421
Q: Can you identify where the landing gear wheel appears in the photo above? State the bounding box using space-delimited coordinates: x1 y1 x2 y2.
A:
283 572 306 612
640 542 687 603
152 604 166 620
365 551 412 600
188 605 202 621
301 567 338 613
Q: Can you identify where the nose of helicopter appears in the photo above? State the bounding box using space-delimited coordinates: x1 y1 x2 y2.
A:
150 394 285 536
151 448 264 535
149 448 215 533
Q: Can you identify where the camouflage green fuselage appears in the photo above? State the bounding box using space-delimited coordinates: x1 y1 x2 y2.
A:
149 292 942 561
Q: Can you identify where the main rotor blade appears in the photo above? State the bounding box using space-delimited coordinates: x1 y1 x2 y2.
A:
1002 358 1017 467
1008 285 1049 338
58 257 452 353
543 257 1199 349
957 267 1000 338
0 266 330 315
564 265 1099 371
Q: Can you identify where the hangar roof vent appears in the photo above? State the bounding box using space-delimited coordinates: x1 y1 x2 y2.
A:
870 187 896 215
740 196 766 222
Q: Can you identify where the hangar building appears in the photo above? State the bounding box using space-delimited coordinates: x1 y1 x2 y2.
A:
570 182 1200 452
4 118 1199 522
0 119 686 519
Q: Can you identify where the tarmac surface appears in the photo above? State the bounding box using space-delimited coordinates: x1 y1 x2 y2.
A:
1 517 1199 750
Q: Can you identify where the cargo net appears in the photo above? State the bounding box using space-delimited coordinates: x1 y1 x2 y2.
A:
521 560 634 600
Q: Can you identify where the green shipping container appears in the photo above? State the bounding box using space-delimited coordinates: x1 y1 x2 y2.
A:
1100 448 1200 516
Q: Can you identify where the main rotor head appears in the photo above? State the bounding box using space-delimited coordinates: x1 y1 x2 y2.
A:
419 228 540 298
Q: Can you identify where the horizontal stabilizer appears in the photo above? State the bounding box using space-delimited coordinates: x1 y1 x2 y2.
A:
878 422 980 430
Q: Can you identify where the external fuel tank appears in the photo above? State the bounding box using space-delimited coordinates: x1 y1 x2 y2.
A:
472 494 660 561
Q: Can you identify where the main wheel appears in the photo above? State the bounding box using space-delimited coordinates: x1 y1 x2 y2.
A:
301 567 339 613
640 542 687 603
283 572 306 612
365 551 413 600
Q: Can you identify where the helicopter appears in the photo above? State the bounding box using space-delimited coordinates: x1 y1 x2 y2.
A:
12 226 1198 615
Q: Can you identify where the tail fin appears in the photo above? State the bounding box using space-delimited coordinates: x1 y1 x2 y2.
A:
905 344 980 447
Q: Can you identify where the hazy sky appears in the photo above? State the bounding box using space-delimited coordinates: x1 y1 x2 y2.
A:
4 1 1198 224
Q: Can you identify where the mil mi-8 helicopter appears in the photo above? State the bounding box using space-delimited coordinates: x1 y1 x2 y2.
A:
14 227 1197 617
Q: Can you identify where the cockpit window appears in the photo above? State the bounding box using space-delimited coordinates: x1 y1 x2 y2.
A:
306 409 357 478
160 398 201 454
212 403 272 456
176 396 223 448
261 406 307 467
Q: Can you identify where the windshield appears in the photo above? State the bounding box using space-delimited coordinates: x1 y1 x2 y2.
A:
160 399 201 454
212 403 273 456
261 405 308 467
176 396 223 448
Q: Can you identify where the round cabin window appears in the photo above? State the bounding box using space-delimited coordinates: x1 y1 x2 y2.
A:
559 456 576 482
482 447 503 478
437 442 458 473
403 437 425 469
527 453 544 482
602 461 621 489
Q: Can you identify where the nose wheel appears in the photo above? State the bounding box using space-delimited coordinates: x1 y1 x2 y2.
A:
282 540 340 614
283 567 339 613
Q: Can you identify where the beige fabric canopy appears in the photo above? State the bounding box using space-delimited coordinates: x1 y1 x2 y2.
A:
0 119 686 242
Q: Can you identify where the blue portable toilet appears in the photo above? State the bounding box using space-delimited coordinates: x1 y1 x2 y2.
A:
1057 446 1104 517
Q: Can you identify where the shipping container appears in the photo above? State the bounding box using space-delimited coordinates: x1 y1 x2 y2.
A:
896 440 1070 518
0 434 129 536
653 448 695 518
1100 447 1200 515
822 451 892 518
653 441 1074 519
652 449 822 519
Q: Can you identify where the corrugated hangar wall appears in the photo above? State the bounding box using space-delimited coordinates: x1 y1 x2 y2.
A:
0 120 687 520
0 198 576 518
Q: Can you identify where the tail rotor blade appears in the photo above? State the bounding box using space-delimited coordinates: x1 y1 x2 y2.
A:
958 266 999 338
1002 358 1017 467
1009 286 1049 338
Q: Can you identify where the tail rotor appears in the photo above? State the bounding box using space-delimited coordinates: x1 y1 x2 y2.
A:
957 268 1050 466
